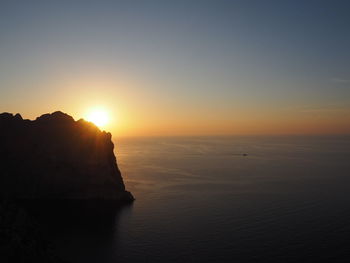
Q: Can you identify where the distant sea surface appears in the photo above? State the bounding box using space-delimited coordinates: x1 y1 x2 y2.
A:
49 136 350 262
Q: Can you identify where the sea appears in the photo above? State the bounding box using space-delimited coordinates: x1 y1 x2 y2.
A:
42 136 350 262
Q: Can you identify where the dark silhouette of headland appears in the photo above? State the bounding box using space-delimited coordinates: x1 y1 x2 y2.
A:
0 111 134 202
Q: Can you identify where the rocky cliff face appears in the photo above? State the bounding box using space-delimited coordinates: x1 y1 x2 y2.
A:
0 111 134 202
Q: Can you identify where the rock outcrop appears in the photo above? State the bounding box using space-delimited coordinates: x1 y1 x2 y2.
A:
0 111 134 202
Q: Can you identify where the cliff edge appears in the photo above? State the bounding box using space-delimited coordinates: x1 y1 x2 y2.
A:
0 111 134 202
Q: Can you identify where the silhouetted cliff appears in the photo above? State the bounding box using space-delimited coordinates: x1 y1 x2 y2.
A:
0 111 134 202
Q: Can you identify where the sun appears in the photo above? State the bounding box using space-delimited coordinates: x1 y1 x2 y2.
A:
86 108 109 128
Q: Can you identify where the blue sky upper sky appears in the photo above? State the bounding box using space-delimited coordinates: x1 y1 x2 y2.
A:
0 0 349 135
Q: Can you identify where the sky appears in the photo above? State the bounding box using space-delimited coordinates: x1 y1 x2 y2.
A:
0 0 349 136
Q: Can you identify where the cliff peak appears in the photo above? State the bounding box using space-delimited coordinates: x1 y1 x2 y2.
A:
36 111 75 123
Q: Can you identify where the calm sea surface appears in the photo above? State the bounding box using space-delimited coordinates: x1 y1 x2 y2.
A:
48 136 350 262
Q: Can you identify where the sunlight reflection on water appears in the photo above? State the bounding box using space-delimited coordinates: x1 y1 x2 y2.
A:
112 136 350 262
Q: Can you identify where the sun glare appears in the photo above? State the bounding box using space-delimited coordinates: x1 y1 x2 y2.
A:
86 108 109 128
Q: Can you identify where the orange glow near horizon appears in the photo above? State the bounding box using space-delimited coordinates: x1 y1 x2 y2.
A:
16 103 350 137
8 76 350 137
9 106 350 137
